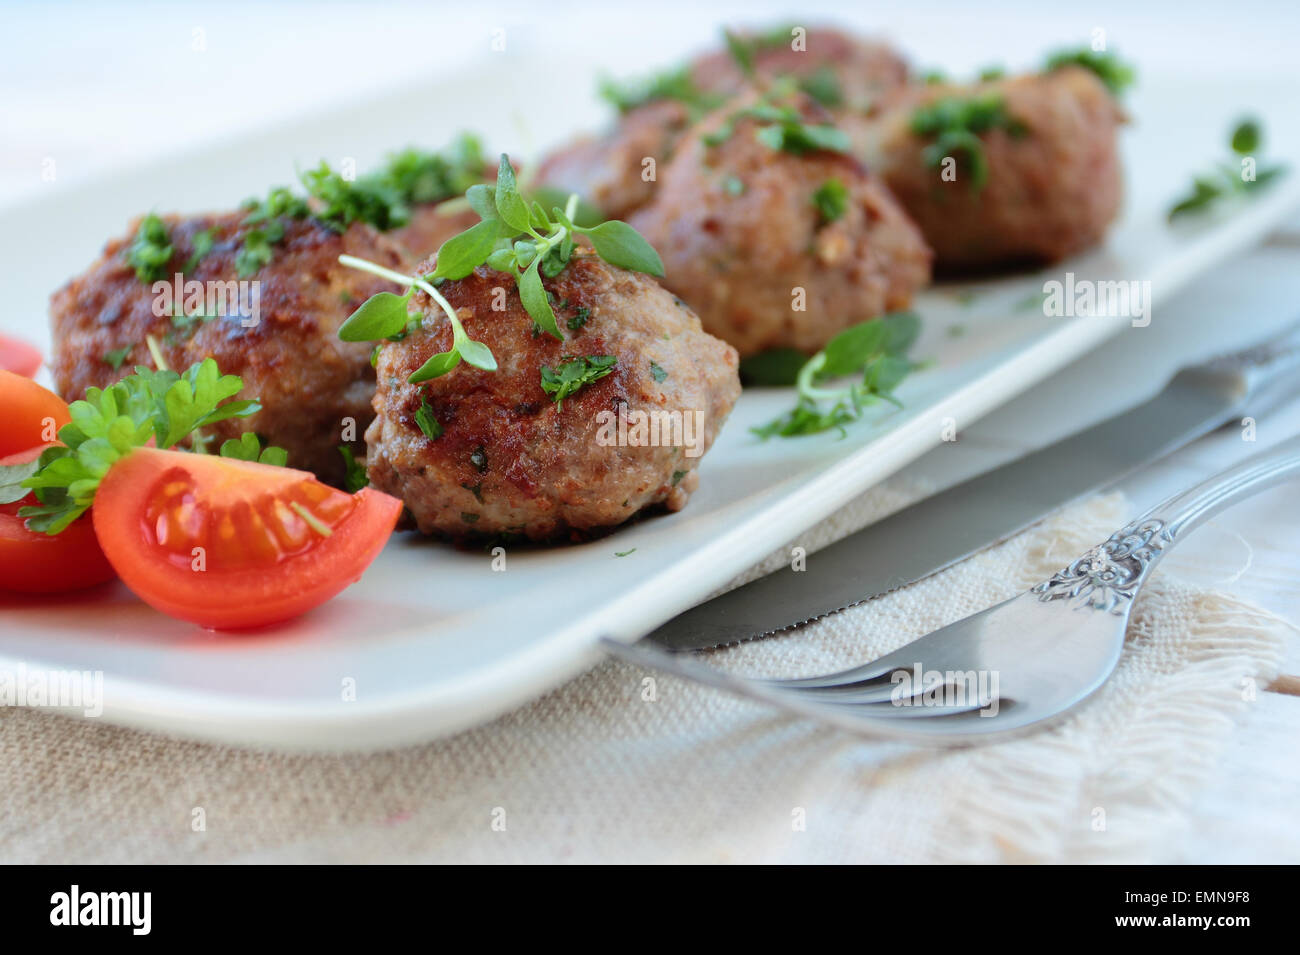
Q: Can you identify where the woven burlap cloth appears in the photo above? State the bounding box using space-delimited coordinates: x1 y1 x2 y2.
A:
0 481 1288 863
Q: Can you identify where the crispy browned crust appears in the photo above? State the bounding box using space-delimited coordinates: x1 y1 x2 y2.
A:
366 249 741 541
49 211 408 483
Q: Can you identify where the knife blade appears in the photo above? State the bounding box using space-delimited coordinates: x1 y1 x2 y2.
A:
647 319 1300 651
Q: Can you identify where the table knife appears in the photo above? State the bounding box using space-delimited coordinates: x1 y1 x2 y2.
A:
646 319 1300 650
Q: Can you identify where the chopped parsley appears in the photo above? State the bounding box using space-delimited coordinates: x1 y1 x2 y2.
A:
126 214 173 283
598 65 723 116
910 93 1028 191
566 306 591 331
101 346 132 370
338 445 369 492
414 397 444 441
649 361 668 383
1044 48 1135 96
539 355 617 408
813 178 849 224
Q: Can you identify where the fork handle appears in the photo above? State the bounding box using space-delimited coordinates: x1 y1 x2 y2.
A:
1138 432 1300 543
1038 434 1300 607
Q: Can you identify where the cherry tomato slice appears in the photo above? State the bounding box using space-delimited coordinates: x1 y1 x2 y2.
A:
0 445 116 593
0 369 70 458
93 447 402 629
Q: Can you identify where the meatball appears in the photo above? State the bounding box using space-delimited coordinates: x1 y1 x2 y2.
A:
855 66 1125 271
628 92 932 357
390 204 481 262
50 211 408 484
690 26 910 110
365 249 741 541
532 99 693 221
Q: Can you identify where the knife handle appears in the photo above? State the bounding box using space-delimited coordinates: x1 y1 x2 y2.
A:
1190 317 1300 419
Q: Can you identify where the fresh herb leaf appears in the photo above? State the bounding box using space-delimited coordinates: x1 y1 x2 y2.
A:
18 359 262 534
799 67 843 108
539 355 617 408
567 306 591 330
1168 118 1287 221
752 312 921 439
338 446 367 492
218 432 288 466
1043 48 1135 96
598 65 723 116
338 290 415 341
649 361 668 383
581 220 665 276
127 214 173 283
102 346 132 370
414 397 444 440
910 93 1026 192
0 457 41 505
184 228 214 273
813 178 849 224
614 548 637 557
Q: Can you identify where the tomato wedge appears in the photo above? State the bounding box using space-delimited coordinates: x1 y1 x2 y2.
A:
0 334 42 378
0 369 70 457
0 446 116 594
93 447 402 629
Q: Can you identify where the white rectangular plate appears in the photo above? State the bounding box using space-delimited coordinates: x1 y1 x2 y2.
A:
2 57 1298 749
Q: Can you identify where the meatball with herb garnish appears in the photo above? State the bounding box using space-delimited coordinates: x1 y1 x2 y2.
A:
689 25 910 112
344 157 740 542
628 91 931 358
533 99 697 221
49 200 408 485
854 63 1127 271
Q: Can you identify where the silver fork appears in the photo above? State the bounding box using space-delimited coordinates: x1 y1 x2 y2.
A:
602 434 1300 744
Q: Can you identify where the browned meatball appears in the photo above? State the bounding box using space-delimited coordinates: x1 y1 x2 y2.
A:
628 93 932 357
690 25 910 110
389 204 481 262
855 66 1125 271
49 211 407 483
532 100 693 221
365 249 740 541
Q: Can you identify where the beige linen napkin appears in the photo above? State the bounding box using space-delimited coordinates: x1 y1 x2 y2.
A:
0 483 1287 863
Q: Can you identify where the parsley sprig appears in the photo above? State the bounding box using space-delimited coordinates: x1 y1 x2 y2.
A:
337 155 663 380
1168 118 1286 221
17 359 277 534
750 312 921 438
127 214 174 283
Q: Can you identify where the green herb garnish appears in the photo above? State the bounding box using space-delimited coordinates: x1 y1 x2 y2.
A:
1168 118 1286 222
338 445 369 492
338 155 661 377
218 432 288 466
540 355 617 408
752 312 921 439
127 214 173 283
102 346 132 370
910 93 1028 191
1044 48 1135 96
813 178 849 224
414 396 444 441
649 361 668 383
17 359 273 534
598 65 724 116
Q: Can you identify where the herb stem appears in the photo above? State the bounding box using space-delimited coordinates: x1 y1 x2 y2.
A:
338 253 471 344
145 334 169 371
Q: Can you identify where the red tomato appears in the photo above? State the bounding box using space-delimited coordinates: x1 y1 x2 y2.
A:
0 369 70 457
93 447 402 629
0 446 117 593
0 334 42 378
